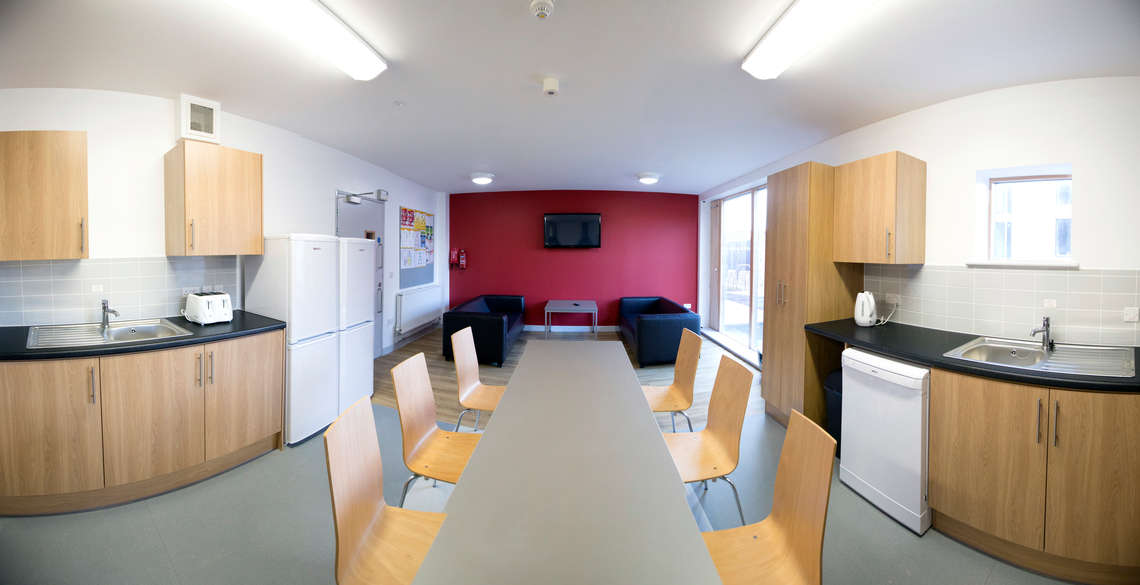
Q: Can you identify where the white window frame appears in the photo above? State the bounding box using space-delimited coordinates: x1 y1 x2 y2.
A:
968 165 1078 269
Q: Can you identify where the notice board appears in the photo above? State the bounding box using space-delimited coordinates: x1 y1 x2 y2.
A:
399 206 434 288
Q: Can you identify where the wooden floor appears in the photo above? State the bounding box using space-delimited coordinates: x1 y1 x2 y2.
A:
372 328 763 430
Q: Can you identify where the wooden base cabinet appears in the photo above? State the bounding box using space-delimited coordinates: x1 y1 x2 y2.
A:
204 330 284 460
100 345 206 487
0 359 103 496
930 369 1140 583
760 161 863 425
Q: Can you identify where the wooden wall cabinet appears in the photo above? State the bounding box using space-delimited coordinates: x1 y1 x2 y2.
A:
833 151 926 264
0 358 103 496
761 162 863 425
930 368 1140 581
165 138 263 256
204 330 284 460
99 345 206 487
0 130 88 261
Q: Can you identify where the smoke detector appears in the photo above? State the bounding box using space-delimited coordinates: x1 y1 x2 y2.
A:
530 0 554 19
542 77 560 96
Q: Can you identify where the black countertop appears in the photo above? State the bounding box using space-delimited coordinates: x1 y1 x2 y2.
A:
0 310 286 361
805 319 1140 393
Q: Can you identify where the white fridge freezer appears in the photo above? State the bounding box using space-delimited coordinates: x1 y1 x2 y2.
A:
338 321 374 412
245 234 341 444
287 332 340 444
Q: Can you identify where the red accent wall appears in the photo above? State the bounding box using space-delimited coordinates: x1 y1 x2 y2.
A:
448 190 699 326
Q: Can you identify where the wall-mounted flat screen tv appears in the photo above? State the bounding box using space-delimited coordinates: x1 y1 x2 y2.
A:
544 213 601 248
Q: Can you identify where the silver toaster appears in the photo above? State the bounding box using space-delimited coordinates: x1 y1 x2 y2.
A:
182 292 233 325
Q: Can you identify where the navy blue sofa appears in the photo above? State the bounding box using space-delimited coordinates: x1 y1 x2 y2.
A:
619 297 701 366
442 295 525 366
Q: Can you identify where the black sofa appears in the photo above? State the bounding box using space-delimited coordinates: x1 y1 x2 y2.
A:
619 297 701 366
442 295 525 366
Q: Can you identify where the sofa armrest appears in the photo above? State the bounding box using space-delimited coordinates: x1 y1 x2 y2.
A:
634 312 701 366
442 311 508 362
483 295 525 314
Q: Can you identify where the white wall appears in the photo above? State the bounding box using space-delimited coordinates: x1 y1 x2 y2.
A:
0 88 447 353
698 76 1140 321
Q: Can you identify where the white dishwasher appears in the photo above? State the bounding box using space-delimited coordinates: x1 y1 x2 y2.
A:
840 347 931 535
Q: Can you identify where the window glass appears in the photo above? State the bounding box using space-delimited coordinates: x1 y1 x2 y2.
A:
988 177 1072 261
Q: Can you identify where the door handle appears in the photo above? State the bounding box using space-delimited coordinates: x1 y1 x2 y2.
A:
80 218 85 254
1035 398 1042 444
190 219 196 250
1053 400 1059 447
196 353 203 386
88 366 96 404
885 229 891 258
208 351 214 384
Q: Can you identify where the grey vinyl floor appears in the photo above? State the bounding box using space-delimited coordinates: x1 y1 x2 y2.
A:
0 407 1069 585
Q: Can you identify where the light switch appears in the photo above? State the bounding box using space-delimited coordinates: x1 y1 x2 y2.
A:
1124 307 1139 323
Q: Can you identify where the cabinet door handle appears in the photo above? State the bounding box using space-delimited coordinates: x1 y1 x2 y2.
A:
885 229 891 258
189 220 196 250
209 351 214 384
196 353 202 386
1035 398 1042 444
80 218 85 254
1053 400 1059 447
88 366 96 404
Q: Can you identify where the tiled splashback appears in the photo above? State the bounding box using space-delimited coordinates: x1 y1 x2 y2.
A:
864 265 1140 346
0 257 239 327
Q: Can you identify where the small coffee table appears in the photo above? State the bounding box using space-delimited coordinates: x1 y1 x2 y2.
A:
544 300 598 339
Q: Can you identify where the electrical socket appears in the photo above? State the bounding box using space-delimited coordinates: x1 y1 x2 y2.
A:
683 303 692 309
1124 307 1139 323
182 287 198 295
89 284 104 293
1042 298 1057 309
884 293 901 306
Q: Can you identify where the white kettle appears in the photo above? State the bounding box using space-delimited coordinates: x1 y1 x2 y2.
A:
854 291 878 327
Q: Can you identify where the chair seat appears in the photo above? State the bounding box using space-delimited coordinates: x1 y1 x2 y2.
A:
459 383 506 412
702 518 809 585
642 384 692 413
341 505 446 585
406 429 481 484
663 430 737 482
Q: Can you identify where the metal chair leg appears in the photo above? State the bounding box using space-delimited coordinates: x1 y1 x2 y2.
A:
670 411 677 433
399 474 420 508
455 408 473 432
678 410 694 432
474 410 481 431
722 475 746 526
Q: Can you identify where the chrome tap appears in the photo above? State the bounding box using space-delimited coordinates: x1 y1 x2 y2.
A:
1030 316 1055 352
101 299 119 340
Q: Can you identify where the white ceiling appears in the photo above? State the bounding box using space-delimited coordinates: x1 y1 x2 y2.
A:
1 0 1138 194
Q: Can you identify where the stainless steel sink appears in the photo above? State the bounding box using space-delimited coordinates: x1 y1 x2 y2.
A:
27 319 194 349
944 336 1135 378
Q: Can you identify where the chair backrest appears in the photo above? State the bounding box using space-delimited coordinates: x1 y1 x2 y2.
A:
391 352 439 464
323 396 385 584
705 354 755 468
771 410 837 585
452 327 480 402
671 328 702 403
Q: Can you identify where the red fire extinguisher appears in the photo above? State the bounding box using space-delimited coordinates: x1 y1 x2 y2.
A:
458 249 467 270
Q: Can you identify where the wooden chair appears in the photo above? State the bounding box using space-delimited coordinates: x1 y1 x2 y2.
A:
451 327 506 432
323 396 446 585
391 352 481 507
663 354 754 525
701 410 837 585
642 328 702 432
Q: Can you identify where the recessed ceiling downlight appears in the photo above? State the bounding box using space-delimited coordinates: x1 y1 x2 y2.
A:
470 172 495 186
637 172 661 185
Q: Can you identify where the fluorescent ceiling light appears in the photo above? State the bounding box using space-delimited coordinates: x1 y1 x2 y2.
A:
234 0 387 81
742 0 876 80
637 172 661 185
470 172 495 186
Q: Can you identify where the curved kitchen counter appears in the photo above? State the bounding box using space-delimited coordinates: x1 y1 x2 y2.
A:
0 310 285 361
805 318 1139 392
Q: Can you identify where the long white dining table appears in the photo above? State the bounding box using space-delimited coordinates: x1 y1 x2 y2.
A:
411 340 722 584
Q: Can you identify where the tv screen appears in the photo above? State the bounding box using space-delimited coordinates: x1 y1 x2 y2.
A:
544 213 601 248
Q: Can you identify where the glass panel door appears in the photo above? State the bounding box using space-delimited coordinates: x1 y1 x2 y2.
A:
750 187 767 352
719 193 752 348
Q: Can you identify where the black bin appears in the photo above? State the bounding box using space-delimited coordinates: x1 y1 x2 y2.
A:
823 369 843 457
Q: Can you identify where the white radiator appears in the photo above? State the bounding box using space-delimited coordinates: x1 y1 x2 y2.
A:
396 285 442 334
